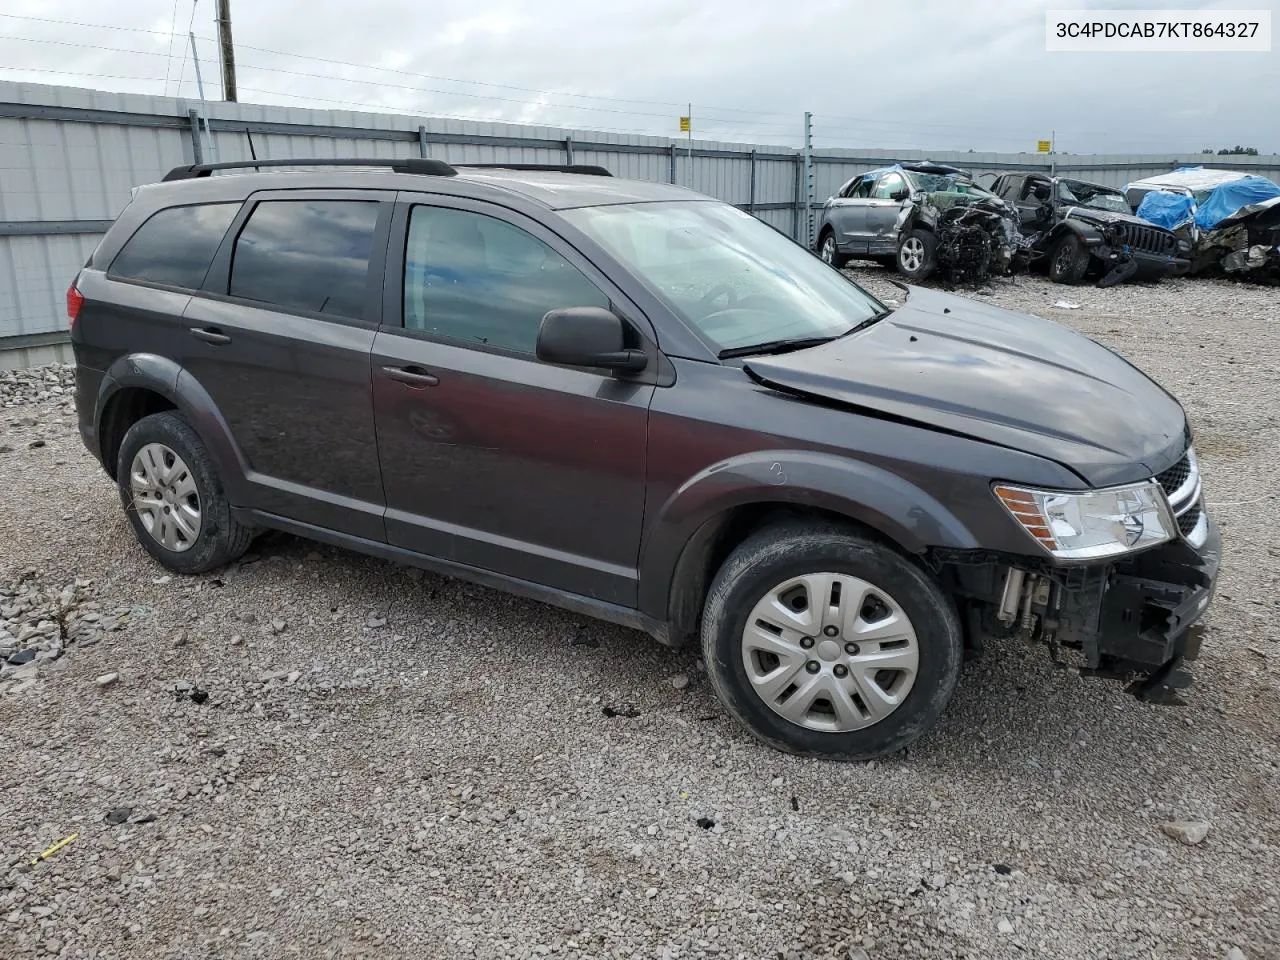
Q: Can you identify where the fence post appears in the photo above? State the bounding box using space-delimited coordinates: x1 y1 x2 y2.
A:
418 125 429 158
748 149 757 214
669 143 678 184
793 155 804 242
564 135 574 165
187 108 204 165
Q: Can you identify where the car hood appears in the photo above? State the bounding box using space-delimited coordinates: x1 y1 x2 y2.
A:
743 286 1187 487
1061 207 1165 231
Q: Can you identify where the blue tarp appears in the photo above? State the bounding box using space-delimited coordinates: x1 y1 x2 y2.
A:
1137 190 1195 231
1194 175 1280 230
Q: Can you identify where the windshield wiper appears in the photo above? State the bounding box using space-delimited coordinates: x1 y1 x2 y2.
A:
717 335 841 359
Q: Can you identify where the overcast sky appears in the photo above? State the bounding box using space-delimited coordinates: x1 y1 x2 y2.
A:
1 0 1277 154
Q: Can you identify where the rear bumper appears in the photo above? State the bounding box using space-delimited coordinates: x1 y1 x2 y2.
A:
73 361 104 466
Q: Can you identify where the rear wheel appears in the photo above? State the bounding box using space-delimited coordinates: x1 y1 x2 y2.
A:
1048 233 1090 283
117 411 253 574
818 230 850 269
700 524 963 759
896 229 937 280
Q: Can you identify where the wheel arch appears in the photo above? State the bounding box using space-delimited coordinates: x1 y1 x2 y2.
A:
638 450 980 644
95 354 249 499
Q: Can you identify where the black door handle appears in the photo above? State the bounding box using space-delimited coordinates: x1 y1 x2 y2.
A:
382 365 439 388
190 326 232 345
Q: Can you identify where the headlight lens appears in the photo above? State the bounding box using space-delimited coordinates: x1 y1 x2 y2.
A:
993 481 1175 560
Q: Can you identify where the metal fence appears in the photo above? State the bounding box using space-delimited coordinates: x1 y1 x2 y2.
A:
4 79 1280 368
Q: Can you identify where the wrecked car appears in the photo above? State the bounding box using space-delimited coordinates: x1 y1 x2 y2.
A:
816 163 1026 284
1130 167 1280 282
989 173 1188 286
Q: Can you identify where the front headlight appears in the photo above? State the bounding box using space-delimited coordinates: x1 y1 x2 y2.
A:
993 481 1175 560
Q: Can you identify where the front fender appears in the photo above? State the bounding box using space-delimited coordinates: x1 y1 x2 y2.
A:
97 354 250 501
636 449 980 619
1054 218 1105 247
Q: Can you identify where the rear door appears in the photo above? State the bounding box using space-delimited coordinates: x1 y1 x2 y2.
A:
182 190 393 540
371 194 656 605
824 176 875 252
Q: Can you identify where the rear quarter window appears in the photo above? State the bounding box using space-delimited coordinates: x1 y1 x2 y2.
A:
108 202 240 289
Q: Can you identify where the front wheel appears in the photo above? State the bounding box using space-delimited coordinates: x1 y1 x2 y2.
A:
896 229 936 280
700 524 963 760
1048 233 1090 283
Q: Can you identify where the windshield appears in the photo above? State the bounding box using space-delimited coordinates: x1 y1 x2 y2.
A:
562 201 885 352
1057 179 1129 213
905 171 993 196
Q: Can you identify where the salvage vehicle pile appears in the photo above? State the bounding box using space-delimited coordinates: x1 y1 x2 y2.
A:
1129 167 1280 283
817 161 1280 288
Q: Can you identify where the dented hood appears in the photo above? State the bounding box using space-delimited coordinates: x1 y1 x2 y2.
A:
743 286 1186 487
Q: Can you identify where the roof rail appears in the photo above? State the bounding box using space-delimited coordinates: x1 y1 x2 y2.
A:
160 157 458 182
459 163 613 177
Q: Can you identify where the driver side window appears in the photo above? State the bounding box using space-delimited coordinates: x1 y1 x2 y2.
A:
873 173 907 200
403 205 609 354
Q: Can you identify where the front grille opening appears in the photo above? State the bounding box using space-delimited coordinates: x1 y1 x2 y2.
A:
1177 503 1203 537
1156 454 1191 497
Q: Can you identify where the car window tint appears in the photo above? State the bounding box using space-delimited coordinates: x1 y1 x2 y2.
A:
849 178 874 199
873 173 906 199
109 203 239 289
403 206 608 353
229 200 379 320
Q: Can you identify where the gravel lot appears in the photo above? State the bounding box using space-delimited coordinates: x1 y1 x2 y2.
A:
1 270 1277 960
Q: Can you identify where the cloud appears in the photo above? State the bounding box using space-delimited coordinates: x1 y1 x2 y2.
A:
0 0 1276 153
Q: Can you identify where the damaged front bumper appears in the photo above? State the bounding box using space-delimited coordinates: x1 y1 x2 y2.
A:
949 510 1221 701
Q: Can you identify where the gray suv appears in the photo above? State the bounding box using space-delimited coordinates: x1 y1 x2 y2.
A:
69 158 1220 760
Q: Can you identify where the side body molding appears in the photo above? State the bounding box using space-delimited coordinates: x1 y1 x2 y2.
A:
636 449 981 622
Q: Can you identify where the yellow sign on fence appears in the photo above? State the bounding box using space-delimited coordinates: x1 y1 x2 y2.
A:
1037 139 1052 153
679 116 691 133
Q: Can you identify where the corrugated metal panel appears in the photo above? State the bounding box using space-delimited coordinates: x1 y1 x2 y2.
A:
0 233 101 337
5 78 1280 354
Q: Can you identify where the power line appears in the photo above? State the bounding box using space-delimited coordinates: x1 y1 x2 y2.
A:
174 0 202 97
0 33 799 129
0 11 798 121
161 0 180 95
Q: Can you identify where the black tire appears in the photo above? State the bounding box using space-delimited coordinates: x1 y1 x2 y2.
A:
896 229 937 280
1048 233 1090 283
818 229 850 269
116 411 254 574
700 523 963 760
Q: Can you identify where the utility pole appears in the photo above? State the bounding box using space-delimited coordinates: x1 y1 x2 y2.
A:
216 0 237 102
189 31 219 162
686 102 693 188
802 112 814 248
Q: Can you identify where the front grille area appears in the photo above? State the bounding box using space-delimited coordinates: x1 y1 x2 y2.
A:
1119 222 1178 256
1177 503 1203 536
1156 455 1191 497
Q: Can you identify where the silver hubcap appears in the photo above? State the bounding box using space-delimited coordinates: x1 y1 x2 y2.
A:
821 236 836 263
900 237 925 272
741 572 919 733
129 443 201 552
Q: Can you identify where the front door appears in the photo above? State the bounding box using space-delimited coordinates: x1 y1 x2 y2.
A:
371 196 655 605
865 171 909 254
183 191 393 540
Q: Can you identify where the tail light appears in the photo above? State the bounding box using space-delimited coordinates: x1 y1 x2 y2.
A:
66 284 84 328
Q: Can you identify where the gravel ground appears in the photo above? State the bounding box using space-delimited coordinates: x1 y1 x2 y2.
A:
1 271 1278 960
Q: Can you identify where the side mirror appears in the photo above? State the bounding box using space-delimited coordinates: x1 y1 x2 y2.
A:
537 306 647 372
890 189 910 202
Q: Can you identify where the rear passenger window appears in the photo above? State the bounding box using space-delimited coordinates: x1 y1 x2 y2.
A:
109 203 238 289
229 200 380 320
